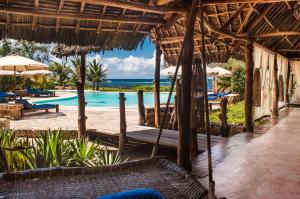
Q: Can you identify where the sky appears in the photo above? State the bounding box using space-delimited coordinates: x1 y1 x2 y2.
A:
51 37 162 79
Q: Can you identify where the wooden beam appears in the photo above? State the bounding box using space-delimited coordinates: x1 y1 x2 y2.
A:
56 0 64 32
272 53 279 116
75 2 86 34
243 4 275 34
178 0 196 172
204 0 298 4
203 17 249 41
32 0 39 30
0 7 164 25
154 44 162 128
210 3 249 43
69 0 186 14
277 48 300 52
255 31 300 38
245 42 254 132
149 0 174 6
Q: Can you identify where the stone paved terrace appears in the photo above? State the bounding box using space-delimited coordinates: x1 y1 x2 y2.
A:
193 108 300 199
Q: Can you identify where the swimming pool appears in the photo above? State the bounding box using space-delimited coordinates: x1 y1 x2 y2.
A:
35 91 174 108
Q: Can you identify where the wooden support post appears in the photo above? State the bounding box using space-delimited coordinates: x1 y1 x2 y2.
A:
119 93 126 154
171 79 180 130
178 0 196 171
285 61 291 106
245 42 254 132
219 98 229 137
77 54 86 137
154 44 162 128
272 53 279 117
190 75 198 159
137 90 146 125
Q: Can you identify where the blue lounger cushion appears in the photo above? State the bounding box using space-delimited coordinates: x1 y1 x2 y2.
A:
0 91 16 97
0 97 8 103
16 99 56 110
208 95 218 101
26 88 52 95
98 188 165 199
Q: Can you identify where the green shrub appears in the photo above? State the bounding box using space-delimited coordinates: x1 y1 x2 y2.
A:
209 101 245 125
0 130 127 172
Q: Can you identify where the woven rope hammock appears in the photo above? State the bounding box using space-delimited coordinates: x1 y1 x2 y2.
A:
0 158 207 199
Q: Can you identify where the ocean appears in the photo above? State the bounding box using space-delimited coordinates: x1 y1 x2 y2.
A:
100 79 213 90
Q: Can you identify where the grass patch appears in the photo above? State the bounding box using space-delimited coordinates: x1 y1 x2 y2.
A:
209 101 245 125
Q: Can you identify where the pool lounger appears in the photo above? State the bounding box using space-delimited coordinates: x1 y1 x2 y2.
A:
15 99 59 116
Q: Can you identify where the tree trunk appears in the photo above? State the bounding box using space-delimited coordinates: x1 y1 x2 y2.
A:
245 42 254 132
178 0 196 171
119 93 127 154
137 90 146 125
77 54 86 137
272 53 279 117
154 44 162 128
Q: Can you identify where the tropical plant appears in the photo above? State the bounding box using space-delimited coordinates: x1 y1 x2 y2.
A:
69 57 81 83
218 58 246 99
0 129 127 172
87 59 107 90
49 61 72 87
68 137 101 166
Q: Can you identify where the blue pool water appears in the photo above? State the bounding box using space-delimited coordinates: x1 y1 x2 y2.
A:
35 92 173 108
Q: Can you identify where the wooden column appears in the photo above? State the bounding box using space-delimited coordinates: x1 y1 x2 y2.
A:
178 0 196 171
119 92 126 154
245 42 254 132
137 90 146 125
285 61 291 106
77 54 86 137
219 98 229 137
154 44 162 128
272 53 279 116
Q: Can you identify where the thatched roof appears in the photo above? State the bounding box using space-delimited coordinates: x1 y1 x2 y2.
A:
151 1 300 64
1 0 300 62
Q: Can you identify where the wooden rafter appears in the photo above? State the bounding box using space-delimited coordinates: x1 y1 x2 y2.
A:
0 7 164 26
32 0 39 30
210 3 249 43
0 21 149 34
255 31 300 37
97 6 107 34
68 0 186 14
56 0 64 32
75 2 86 34
203 0 298 4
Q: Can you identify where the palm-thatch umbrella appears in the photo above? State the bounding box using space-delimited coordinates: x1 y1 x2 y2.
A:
0 55 49 92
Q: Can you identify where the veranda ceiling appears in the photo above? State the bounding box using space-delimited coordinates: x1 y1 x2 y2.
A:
0 0 300 62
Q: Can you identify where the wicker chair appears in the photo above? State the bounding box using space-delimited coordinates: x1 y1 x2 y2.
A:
0 158 207 199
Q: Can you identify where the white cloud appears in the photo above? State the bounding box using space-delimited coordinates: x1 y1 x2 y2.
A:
49 51 163 79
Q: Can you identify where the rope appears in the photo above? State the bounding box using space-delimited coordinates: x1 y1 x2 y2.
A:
150 0 197 158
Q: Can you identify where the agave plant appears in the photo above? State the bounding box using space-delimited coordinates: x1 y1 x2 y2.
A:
0 129 128 172
67 137 101 166
97 148 128 166
19 130 70 169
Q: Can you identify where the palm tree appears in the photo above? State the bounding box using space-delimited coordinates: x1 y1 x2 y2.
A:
49 61 71 88
69 57 81 83
87 59 107 90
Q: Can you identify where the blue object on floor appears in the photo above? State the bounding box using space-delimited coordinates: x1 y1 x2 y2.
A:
16 99 56 110
26 88 53 96
0 91 16 98
98 188 165 199
208 95 218 101
0 98 8 103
